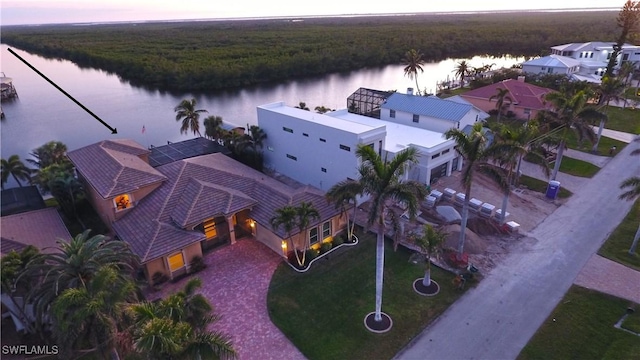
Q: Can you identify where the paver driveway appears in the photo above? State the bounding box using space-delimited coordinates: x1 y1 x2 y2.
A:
152 239 306 360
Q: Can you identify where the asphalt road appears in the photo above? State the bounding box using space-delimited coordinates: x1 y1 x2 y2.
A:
394 136 640 360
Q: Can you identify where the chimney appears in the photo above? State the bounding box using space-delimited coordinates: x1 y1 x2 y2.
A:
407 87 414 95
517 76 526 82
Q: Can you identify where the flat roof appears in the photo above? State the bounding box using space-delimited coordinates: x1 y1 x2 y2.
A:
328 110 451 153
259 102 383 135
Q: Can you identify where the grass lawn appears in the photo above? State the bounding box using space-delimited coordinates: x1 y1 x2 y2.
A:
565 132 627 157
624 87 639 103
604 107 640 135
518 285 640 360
598 199 640 271
267 230 467 360
556 156 600 178
518 175 572 199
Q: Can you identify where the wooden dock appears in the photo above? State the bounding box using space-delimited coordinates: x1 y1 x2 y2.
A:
1 74 18 101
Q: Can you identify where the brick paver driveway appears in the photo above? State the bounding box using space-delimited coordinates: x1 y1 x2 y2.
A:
152 239 306 360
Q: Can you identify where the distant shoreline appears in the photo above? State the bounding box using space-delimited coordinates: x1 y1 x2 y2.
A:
3 7 618 27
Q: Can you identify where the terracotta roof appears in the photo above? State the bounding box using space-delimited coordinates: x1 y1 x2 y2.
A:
67 140 167 198
112 152 340 263
460 79 554 110
0 208 72 255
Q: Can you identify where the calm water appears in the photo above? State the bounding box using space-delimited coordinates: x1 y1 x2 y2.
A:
1 44 523 187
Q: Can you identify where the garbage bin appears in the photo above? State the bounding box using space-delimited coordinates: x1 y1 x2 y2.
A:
545 180 561 199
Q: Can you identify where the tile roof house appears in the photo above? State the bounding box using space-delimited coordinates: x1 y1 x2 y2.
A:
460 78 554 120
68 139 343 283
1 208 72 256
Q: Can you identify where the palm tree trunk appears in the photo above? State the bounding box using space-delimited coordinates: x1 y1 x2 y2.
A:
592 119 605 153
457 186 471 255
551 141 566 181
415 78 421 96
515 154 524 185
422 256 431 287
499 190 510 225
374 220 385 322
350 204 357 241
11 174 23 187
629 222 640 255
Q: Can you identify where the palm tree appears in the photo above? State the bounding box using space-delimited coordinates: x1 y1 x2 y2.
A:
539 89 606 180
444 122 492 255
314 105 334 114
403 49 425 95
245 125 267 154
454 60 471 89
295 102 310 111
270 206 301 265
203 115 224 142
619 138 640 255
1 155 32 189
28 141 68 169
326 179 363 242
32 161 75 194
489 87 513 123
332 144 426 331
295 201 320 265
174 98 208 137
49 174 85 226
592 76 625 152
413 224 447 288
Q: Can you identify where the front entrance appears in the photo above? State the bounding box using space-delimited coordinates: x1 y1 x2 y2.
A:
430 163 447 183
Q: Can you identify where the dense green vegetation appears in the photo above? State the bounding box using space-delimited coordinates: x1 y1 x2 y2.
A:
518 286 640 360
1 12 618 92
599 199 640 271
267 230 467 359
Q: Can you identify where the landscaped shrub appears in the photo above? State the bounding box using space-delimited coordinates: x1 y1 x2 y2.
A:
305 249 319 262
333 235 344 246
320 242 333 254
190 256 206 273
152 271 169 287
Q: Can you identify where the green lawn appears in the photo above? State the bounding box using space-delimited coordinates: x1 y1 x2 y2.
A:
565 133 627 157
518 285 640 360
557 156 601 178
604 107 640 135
267 230 467 360
624 87 640 103
598 199 640 271
518 175 572 199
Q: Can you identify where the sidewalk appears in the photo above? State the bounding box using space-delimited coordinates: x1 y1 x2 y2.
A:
592 127 638 144
574 254 640 304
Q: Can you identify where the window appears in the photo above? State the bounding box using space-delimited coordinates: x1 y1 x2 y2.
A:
319 138 326 142
321 167 327 173
114 194 133 211
309 227 319 244
579 53 583 58
431 153 440 159
168 252 185 272
390 110 396 118
322 221 331 239
283 127 293 133
339 144 351 152
413 114 419 123
286 154 297 161
203 218 217 238
541 67 546 70
442 149 450 154
303 133 309 137
590 53 594 58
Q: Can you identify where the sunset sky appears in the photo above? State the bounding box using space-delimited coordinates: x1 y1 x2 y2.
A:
1 0 622 26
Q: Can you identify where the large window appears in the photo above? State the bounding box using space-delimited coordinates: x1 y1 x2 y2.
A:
322 221 331 239
413 114 419 123
114 194 133 211
203 218 217 238
390 109 396 118
309 227 319 244
168 252 185 272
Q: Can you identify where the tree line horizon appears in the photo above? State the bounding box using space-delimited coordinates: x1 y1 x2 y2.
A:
1 11 621 93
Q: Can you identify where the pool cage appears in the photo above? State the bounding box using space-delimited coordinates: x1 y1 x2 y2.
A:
346 88 394 119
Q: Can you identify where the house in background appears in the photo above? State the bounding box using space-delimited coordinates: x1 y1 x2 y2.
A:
67 139 343 283
1 207 72 256
460 78 554 120
521 55 582 77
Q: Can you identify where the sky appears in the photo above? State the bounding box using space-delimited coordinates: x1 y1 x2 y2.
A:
1 0 623 26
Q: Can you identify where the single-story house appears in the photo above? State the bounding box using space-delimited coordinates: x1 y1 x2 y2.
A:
522 55 582 76
1 207 72 256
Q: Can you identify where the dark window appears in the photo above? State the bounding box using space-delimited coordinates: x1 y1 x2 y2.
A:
590 53 594 58
390 110 396 118
286 154 297 161
320 138 326 142
322 221 331 239
283 127 293 133
442 149 450 154
413 114 419 123
321 167 327 173
339 144 351 152
309 227 319 244
431 153 440 159
303 133 309 137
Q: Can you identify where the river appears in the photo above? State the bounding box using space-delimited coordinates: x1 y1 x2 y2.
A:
0 43 523 188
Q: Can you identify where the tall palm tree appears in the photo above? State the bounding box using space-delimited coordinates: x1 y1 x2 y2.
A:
1 155 32 189
49 174 85 226
619 139 640 255
592 76 625 152
174 98 208 137
326 179 363 242
32 161 75 194
444 122 492 255
489 87 513 123
454 60 471 89
331 144 426 330
403 49 425 95
28 141 68 169
270 206 301 265
539 89 606 180
295 201 320 265
246 125 267 154
413 224 447 287
203 115 224 142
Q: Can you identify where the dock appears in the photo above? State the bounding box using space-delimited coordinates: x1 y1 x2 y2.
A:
1 74 18 101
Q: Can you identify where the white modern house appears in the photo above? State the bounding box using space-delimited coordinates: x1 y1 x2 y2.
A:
521 55 582 76
257 90 481 193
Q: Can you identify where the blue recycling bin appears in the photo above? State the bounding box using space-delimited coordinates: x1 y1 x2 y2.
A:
545 180 561 199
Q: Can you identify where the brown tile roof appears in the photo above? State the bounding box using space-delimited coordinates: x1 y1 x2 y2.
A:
0 208 72 255
460 79 554 110
112 152 341 263
67 140 167 198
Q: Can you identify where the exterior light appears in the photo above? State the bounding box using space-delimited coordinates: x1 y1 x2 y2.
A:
281 241 287 249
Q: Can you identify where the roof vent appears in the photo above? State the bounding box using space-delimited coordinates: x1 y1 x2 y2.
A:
407 87 414 95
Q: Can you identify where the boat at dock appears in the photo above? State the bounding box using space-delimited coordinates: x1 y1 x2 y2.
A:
1 73 18 101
